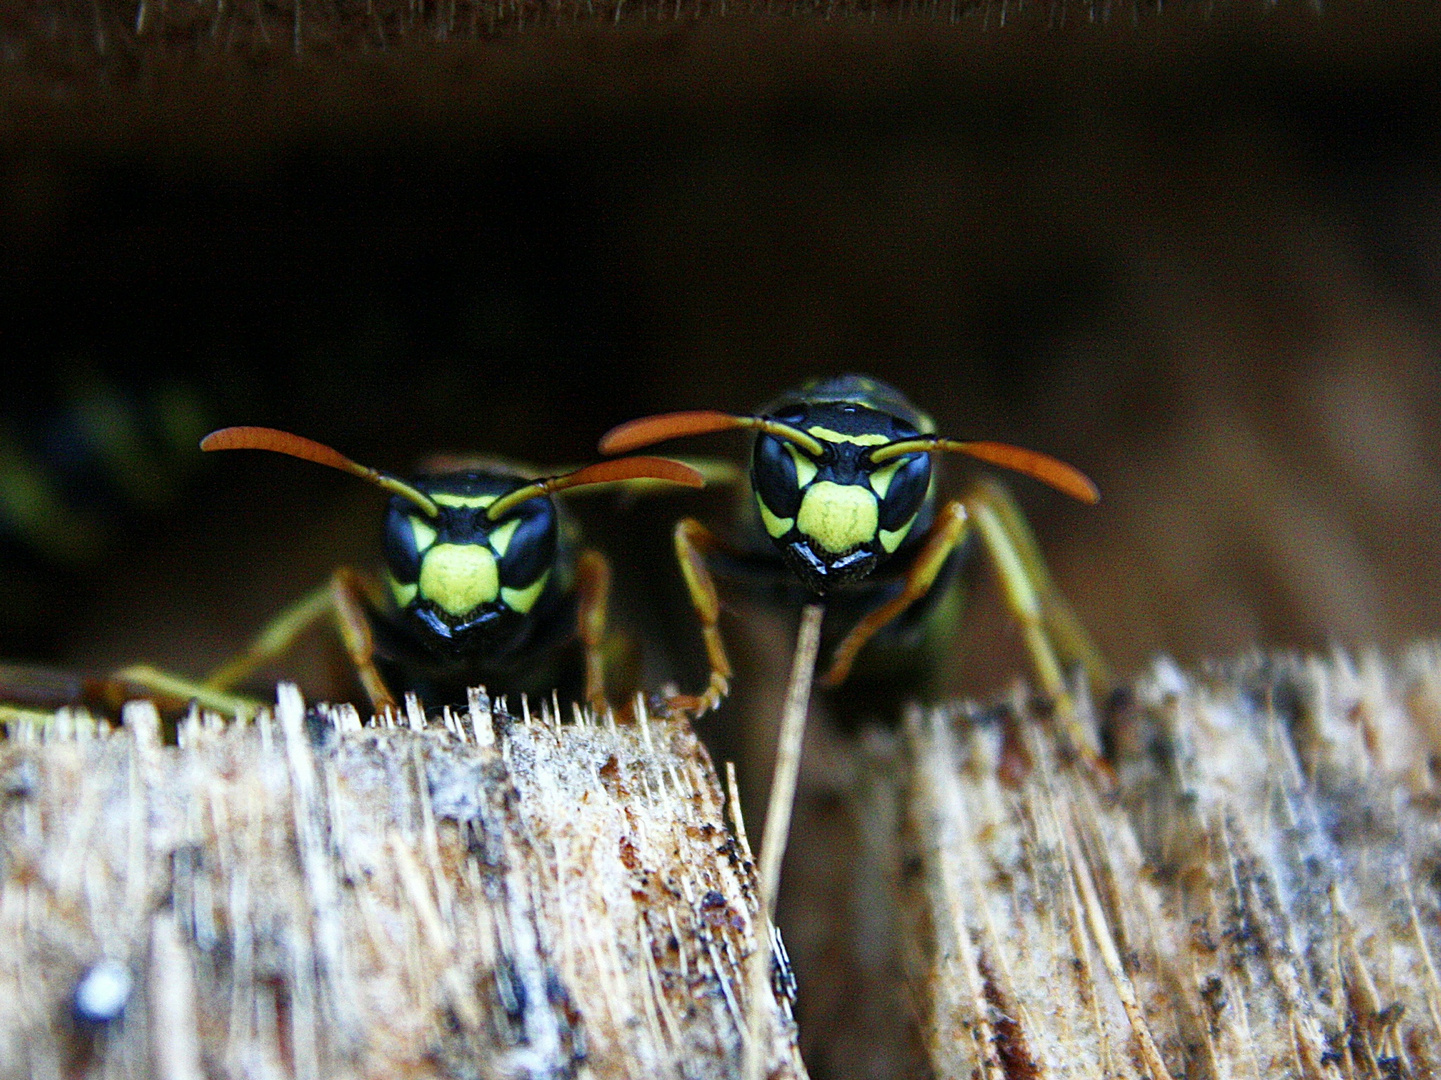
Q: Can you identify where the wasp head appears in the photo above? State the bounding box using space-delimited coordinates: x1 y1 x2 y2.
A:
751 396 933 594
382 473 558 655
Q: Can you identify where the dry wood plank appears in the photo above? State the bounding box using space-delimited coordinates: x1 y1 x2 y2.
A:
895 648 1441 1080
10 645 1441 1079
0 686 806 1080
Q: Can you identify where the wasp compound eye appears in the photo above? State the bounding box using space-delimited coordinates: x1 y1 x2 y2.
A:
874 451 931 532
752 434 805 519
383 502 430 584
493 502 557 589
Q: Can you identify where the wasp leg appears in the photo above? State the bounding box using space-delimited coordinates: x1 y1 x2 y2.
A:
966 477 1110 698
965 478 1113 775
196 567 397 713
199 583 333 693
669 517 735 717
0 661 214 718
324 567 397 712
0 702 76 727
96 666 266 717
118 569 395 716
818 500 972 689
574 549 613 715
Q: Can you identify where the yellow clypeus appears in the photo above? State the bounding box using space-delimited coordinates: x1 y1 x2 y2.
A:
796 482 878 554
419 543 500 616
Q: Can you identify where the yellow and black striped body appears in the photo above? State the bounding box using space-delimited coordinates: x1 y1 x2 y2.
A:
599 373 1104 722
733 375 970 685
178 427 702 714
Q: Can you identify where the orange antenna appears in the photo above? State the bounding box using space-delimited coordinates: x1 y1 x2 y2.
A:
599 411 826 458
200 426 441 517
870 437 1099 504
485 456 705 521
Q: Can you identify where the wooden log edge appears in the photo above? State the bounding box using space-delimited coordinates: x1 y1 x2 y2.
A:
0 687 807 1079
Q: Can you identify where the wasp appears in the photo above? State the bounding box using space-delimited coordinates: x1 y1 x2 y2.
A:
115 427 705 716
598 374 1108 719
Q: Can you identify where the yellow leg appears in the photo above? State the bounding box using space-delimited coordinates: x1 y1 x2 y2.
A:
966 478 1110 698
108 666 266 717
817 479 1108 761
201 567 397 712
966 479 1110 771
574 549 612 715
327 567 397 712
106 569 397 718
818 499 972 689
0 703 76 728
201 583 332 692
669 517 734 718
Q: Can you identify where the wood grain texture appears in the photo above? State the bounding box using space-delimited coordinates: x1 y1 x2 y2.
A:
7 646 1441 1078
0 687 806 1079
895 649 1441 1080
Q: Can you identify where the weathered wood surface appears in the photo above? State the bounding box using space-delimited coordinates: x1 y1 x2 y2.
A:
7 646 1441 1079
893 648 1441 1080
0 687 806 1080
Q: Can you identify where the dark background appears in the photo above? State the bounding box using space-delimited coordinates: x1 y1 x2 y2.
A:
2 4 1439 1075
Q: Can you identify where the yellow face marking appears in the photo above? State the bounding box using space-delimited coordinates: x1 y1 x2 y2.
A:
501 569 552 615
879 513 917 554
869 460 902 500
387 572 418 608
419 543 499 617
756 496 795 540
796 482 878 555
410 516 437 553
430 492 499 509
806 426 889 447
785 443 818 489
487 517 521 558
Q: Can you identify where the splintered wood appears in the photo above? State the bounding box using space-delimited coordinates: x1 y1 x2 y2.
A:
7 646 1441 1080
899 649 1441 1080
0 687 805 1080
